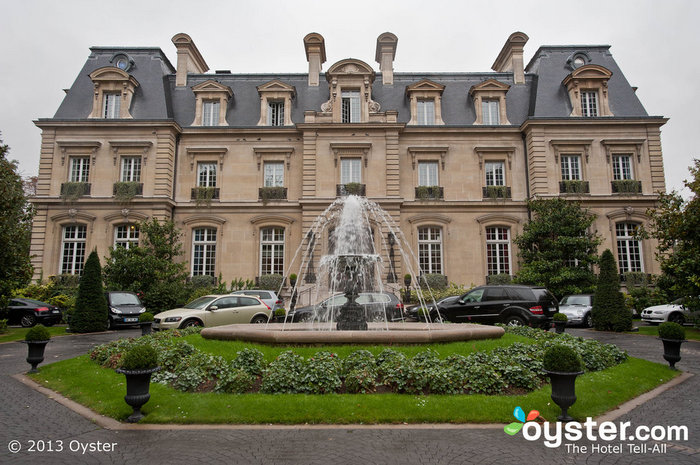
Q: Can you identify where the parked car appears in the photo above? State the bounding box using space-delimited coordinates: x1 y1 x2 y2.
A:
558 294 594 327
287 292 404 323
231 290 283 312
641 297 691 325
105 291 147 329
4 298 62 327
405 295 461 322
153 294 272 330
425 285 558 328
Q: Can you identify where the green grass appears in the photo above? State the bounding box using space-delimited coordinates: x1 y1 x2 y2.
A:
0 325 69 343
630 325 700 341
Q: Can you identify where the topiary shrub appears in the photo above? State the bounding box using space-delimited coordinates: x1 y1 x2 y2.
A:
419 273 448 290
553 312 568 322
120 344 158 371
70 250 109 333
592 249 632 332
659 321 686 340
139 312 154 323
25 324 50 341
543 345 584 373
258 274 283 292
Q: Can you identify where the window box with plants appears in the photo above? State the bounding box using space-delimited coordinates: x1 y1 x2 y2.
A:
191 186 220 205
414 186 444 200
23 324 51 373
559 180 590 194
611 180 642 194
658 322 685 369
113 182 143 202
259 186 287 202
337 183 366 196
60 182 91 201
482 185 511 199
115 343 160 423
543 344 585 422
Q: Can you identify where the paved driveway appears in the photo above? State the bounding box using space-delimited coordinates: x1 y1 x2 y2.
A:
0 327 698 464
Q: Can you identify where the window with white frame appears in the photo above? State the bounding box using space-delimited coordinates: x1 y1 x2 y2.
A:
197 162 217 187
612 155 633 180
264 162 284 187
260 227 285 275
418 161 439 186
616 223 643 273
114 224 139 249
485 161 505 186
486 227 511 275
69 157 90 182
341 90 360 123
560 155 582 180
103 92 121 119
202 101 220 126
416 99 435 125
482 100 500 125
340 158 362 184
120 157 141 182
418 226 443 274
61 225 87 275
581 91 598 117
192 228 217 276
267 101 284 126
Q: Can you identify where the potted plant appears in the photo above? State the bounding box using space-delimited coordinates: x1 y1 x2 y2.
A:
289 273 297 288
552 312 568 334
139 312 154 336
543 344 585 422
658 321 686 369
403 274 412 288
23 324 51 373
115 343 160 423
273 307 286 322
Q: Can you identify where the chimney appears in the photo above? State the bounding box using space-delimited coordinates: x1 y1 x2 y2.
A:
375 32 398 85
171 33 210 87
491 32 529 85
303 33 327 87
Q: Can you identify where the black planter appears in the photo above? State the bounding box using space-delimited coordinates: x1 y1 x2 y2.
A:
659 338 685 370
553 321 567 334
115 366 160 423
545 370 584 422
23 340 49 373
140 322 153 336
404 276 411 287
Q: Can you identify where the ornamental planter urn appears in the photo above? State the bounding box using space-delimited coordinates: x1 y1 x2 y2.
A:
659 338 685 370
545 369 584 422
23 340 50 374
553 321 567 334
115 366 160 423
140 322 153 336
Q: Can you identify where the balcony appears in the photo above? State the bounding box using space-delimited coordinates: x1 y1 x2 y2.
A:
113 182 143 201
611 180 642 194
259 186 287 202
336 183 366 197
60 182 91 200
190 187 220 203
482 185 511 199
414 186 444 200
559 180 590 194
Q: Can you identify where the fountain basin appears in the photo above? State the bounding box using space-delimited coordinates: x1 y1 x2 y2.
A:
201 322 504 344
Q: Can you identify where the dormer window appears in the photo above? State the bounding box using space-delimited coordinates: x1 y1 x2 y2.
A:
256 80 295 126
103 93 121 119
341 90 360 123
191 80 233 127
562 65 613 117
417 100 435 125
469 79 510 125
268 101 284 126
202 100 220 126
482 100 500 125
581 91 598 117
321 59 380 124
88 67 139 119
406 79 445 126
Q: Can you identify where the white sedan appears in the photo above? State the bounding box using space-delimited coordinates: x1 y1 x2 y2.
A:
640 298 689 325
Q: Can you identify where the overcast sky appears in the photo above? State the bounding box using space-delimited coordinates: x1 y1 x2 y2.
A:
2 0 697 196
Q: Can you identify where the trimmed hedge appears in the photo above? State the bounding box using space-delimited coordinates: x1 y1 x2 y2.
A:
659 322 685 340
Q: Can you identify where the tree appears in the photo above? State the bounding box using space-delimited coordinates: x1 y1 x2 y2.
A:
647 159 700 312
70 250 108 332
514 197 601 299
0 135 34 306
103 218 189 313
592 249 632 332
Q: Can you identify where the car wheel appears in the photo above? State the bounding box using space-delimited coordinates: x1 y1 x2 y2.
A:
668 313 685 325
181 319 202 328
584 313 593 328
505 315 525 327
430 313 443 323
20 313 37 328
250 315 268 324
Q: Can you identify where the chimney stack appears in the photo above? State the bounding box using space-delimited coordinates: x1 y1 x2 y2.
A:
303 33 327 87
491 32 529 85
375 32 398 85
172 33 209 87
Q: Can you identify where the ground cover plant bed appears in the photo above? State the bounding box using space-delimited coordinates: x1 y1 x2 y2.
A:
0 325 69 343
30 327 679 424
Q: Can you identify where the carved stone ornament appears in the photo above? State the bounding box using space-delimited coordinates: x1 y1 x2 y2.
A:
341 64 360 73
68 209 78 219
121 208 130 218
321 98 334 113
368 99 381 113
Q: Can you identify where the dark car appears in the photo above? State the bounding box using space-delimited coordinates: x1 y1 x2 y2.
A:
420 285 558 328
105 291 147 328
405 295 461 322
5 298 62 327
288 292 404 323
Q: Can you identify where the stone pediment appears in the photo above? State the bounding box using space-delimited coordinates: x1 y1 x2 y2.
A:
257 79 296 97
469 79 510 95
406 79 445 94
89 67 139 86
191 79 233 97
326 59 375 80
568 64 613 80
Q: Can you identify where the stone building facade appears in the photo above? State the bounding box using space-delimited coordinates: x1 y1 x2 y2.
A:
30 31 667 291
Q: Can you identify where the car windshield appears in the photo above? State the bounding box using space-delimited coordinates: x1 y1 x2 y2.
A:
672 298 685 305
184 296 217 309
560 295 591 306
109 293 141 305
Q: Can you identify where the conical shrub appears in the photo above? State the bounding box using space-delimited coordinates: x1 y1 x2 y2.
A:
70 250 108 333
592 249 632 332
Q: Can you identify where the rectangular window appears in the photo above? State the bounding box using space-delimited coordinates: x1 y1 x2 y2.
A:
264 162 284 187
560 155 582 181
416 99 435 125
192 228 217 276
197 162 217 187
612 155 633 180
418 227 443 274
485 162 505 186
340 158 362 184
581 91 598 117
260 227 285 275
341 90 360 123
616 223 643 273
114 224 140 249
103 93 121 119
61 225 87 275
202 101 220 126
267 101 284 126
482 100 500 125
486 226 511 275
120 157 142 182
418 161 439 186
69 157 90 182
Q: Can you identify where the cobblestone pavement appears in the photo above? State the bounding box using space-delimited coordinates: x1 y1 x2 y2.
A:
1 326 698 465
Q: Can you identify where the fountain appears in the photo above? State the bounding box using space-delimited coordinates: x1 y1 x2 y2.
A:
202 195 504 343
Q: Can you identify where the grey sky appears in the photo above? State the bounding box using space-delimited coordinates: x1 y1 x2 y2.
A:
2 0 697 195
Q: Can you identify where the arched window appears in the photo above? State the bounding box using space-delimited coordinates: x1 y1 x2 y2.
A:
418 226 443 274
114 224 139 249
260 227 285 275
192 228 217 276
486 226 511 275
61 225 87 275
616 223 643 273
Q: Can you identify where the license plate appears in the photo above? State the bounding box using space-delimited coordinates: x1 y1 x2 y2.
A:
52 310 60 313
124 318 138 323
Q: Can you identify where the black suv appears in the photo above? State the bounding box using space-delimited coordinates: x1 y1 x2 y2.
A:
412 285 557 328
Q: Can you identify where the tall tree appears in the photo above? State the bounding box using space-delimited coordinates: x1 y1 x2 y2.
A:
514 197 601 299
70 250 108 332
0 135 34 305
592 249 632 331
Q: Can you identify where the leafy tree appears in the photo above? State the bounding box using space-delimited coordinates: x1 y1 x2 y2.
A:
103 218 189 313
514 198 600 299
70 250 108 332
646 159 700 312
0 135 34 306
592 249 632 332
